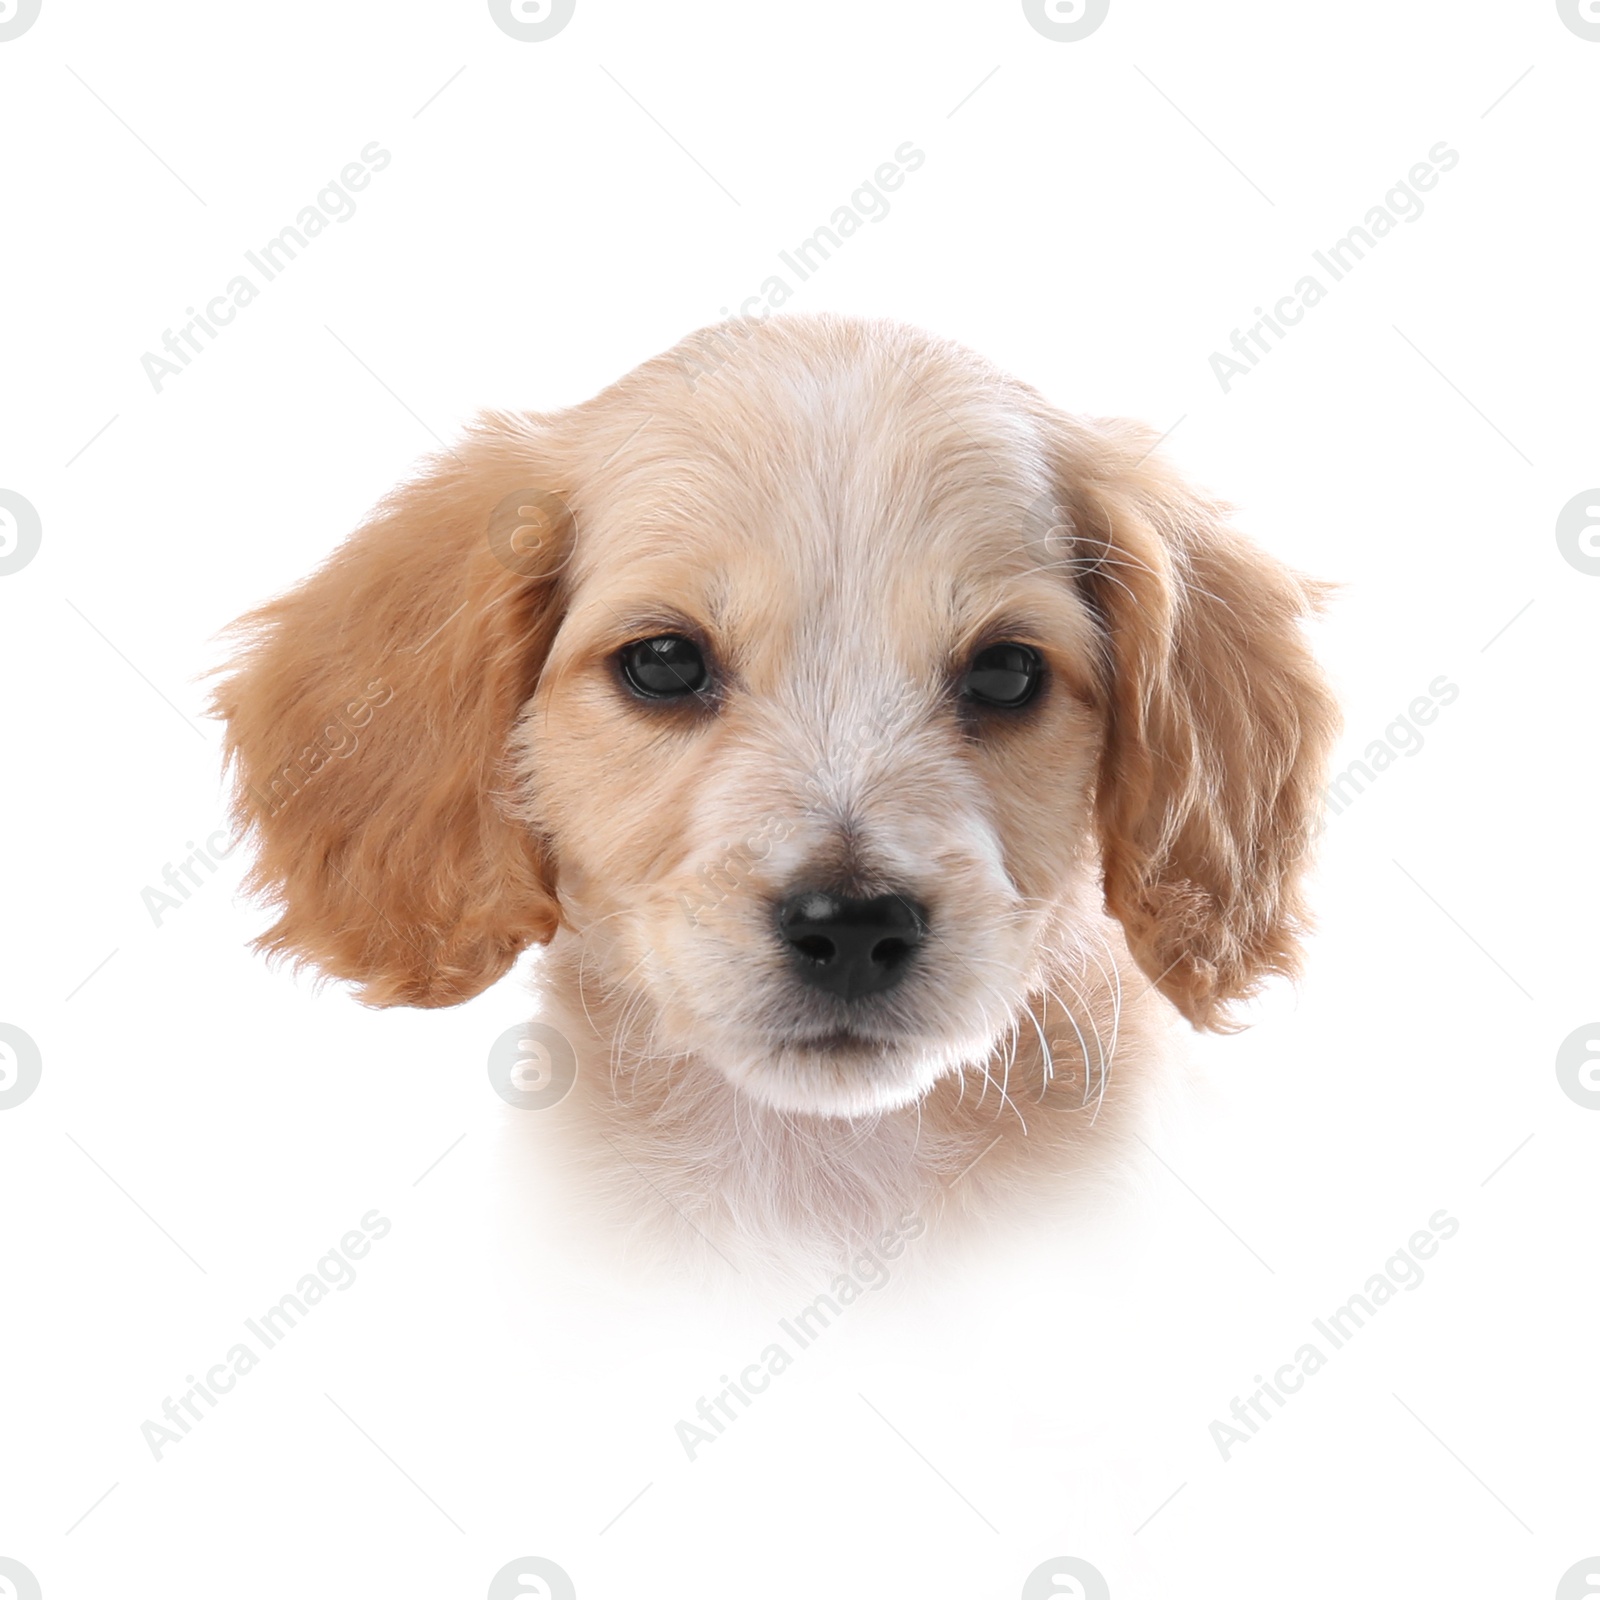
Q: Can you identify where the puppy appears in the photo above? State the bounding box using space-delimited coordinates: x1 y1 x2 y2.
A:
214 314 1337 1268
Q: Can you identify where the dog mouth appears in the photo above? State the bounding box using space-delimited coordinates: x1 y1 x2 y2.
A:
731 1045 926 1115
789 1026 898 1054
712 1016 964 1116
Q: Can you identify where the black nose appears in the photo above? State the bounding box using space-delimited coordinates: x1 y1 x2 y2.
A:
776 889 928 999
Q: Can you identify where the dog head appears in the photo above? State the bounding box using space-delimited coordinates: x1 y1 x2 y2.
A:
214 315 1336 1116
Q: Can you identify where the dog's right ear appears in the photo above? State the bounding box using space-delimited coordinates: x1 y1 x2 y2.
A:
1040 411 1339 1032
211 414 575 1007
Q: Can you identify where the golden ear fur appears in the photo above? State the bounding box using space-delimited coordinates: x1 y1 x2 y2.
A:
211 415 572 1006
1053 416 1339 1028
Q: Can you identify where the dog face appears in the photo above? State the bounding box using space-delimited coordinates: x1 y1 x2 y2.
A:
516 350 1106 1114
214 316 1336 1117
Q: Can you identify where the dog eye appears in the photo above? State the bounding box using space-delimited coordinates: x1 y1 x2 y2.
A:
619 634 709 698
962 643 1043 708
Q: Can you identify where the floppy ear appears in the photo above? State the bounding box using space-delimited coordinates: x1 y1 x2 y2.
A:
211 413 574 1007
1050 416 1339 1030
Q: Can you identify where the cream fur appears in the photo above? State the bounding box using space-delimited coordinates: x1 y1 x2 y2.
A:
213 314 1337 1270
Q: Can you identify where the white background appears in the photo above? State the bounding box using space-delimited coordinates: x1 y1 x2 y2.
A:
2 2 1597 1597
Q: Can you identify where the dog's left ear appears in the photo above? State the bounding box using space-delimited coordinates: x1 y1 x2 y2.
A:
211 413 574 1007
1044 414 1340 1030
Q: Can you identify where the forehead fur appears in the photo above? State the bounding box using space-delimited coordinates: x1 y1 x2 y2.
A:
548 314 1082 671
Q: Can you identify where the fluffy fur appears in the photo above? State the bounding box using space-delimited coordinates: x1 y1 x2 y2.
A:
213 314 1337 1267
